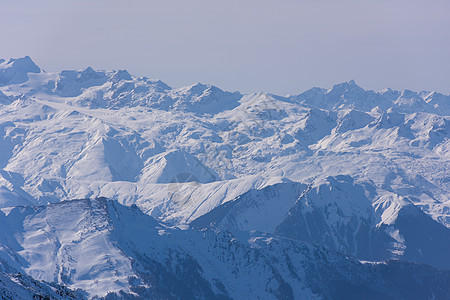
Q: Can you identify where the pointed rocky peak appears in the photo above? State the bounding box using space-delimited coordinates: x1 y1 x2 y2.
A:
151 79 171 90
0 56 41 73
290 81 375 111
287 87 328 109
110 69 132 82
189 82 208 92
294 86 327 98
0 56 41 85
77 66 107 82
326 80 365 96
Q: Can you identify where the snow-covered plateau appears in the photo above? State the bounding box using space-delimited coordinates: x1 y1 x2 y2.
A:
0 56 449 299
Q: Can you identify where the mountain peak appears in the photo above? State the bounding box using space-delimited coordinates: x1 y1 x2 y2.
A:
327 80 364 94
1 56 40 71
0 56 41 85
110 69 132 82
78 66 106 81
191 82 207 89
182 82 211 94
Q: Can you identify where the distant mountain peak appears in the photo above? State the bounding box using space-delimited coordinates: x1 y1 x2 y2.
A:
326 80 364 95
178 82 220 96
1 56 40 71
190 82 208 89
110 69 132 82
0 56 41 85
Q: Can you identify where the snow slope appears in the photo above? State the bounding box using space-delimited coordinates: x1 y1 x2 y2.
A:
1 198 449 299
0 258 81 299
192 175 450 269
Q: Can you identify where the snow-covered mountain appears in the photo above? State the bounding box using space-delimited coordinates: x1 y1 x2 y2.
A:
192 175 450 270
1 198 450 299
0 56 449 298
0 256 81 300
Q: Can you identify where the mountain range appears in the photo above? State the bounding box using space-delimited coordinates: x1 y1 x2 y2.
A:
0 56 449 299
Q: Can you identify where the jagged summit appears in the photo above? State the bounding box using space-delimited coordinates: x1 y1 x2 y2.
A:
327 79 364 92
0 56 41 85
0 57 448 115
0 56 40 72
110 69 132 82
288 80 450 115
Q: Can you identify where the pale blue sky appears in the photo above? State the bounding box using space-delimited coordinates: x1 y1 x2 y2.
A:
1 0 449 94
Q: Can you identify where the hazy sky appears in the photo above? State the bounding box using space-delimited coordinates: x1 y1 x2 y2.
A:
1 0 449 95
